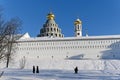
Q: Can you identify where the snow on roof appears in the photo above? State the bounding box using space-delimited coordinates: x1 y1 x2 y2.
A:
19 32 30 40
17 34 120 42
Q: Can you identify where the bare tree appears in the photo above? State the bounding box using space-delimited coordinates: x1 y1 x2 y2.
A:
0 9 22 67
5 18 22 68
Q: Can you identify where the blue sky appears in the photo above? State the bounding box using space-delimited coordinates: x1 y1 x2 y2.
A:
0 0 120 37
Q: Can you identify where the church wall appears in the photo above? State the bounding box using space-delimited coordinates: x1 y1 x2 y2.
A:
15 38 120 61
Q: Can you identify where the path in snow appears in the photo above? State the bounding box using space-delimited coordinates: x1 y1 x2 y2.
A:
0 68 120 80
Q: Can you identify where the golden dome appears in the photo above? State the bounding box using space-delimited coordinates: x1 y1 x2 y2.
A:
74 19 82 25
47 12 55 20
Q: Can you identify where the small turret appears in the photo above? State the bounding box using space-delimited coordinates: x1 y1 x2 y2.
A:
74 18 82 37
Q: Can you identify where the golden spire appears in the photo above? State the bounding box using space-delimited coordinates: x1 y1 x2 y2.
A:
74 19 82 25
47 12 55 20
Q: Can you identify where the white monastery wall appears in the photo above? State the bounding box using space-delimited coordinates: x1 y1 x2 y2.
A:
15 37 120 61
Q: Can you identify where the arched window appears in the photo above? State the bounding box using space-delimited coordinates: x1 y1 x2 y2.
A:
47 28 49 32
54 28 56 32
51 28 53 31
55 34 57 37
59 34 61 37
51 33 53 36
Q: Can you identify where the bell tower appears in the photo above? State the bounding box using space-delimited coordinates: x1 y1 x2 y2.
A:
74 18 82 37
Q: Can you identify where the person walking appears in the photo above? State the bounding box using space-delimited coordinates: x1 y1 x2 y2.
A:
74 66 78 74
33 66 35 73
36 66 39 73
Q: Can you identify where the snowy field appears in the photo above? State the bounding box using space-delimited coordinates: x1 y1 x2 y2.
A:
1 60 120 80
1 68 120 80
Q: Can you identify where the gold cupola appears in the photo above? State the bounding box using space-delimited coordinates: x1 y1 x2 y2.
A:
47 12 55 20
74 19 82 25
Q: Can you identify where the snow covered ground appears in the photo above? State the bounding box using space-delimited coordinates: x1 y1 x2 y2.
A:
1 59 120 80
1 68 120 80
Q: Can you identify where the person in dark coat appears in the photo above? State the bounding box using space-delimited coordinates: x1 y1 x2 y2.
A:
36 66 39 73
33 66 35 73
74 66 78 74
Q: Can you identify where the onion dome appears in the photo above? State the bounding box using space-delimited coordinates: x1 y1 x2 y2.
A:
47 12 55 20
74 18 82 25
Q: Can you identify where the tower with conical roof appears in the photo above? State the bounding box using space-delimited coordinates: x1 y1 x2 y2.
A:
37 12 64 38
74 18 82 37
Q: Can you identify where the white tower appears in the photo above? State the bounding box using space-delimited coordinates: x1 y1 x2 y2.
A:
74 18 82 37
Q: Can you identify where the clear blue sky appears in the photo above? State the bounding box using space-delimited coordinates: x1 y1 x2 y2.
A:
0 0 120 37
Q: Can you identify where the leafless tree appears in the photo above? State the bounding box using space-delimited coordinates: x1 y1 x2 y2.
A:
0 8 22 68
5 18 22 68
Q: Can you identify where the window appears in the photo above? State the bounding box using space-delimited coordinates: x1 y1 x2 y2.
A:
51 28 53 31
59 34 61 37
55 34 57 37
51 33 53 36
47 28 49 32
78 26 80 29
54 28 56 31
97 55 99 57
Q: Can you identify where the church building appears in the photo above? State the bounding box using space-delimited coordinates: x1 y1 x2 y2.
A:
16 12 120 62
